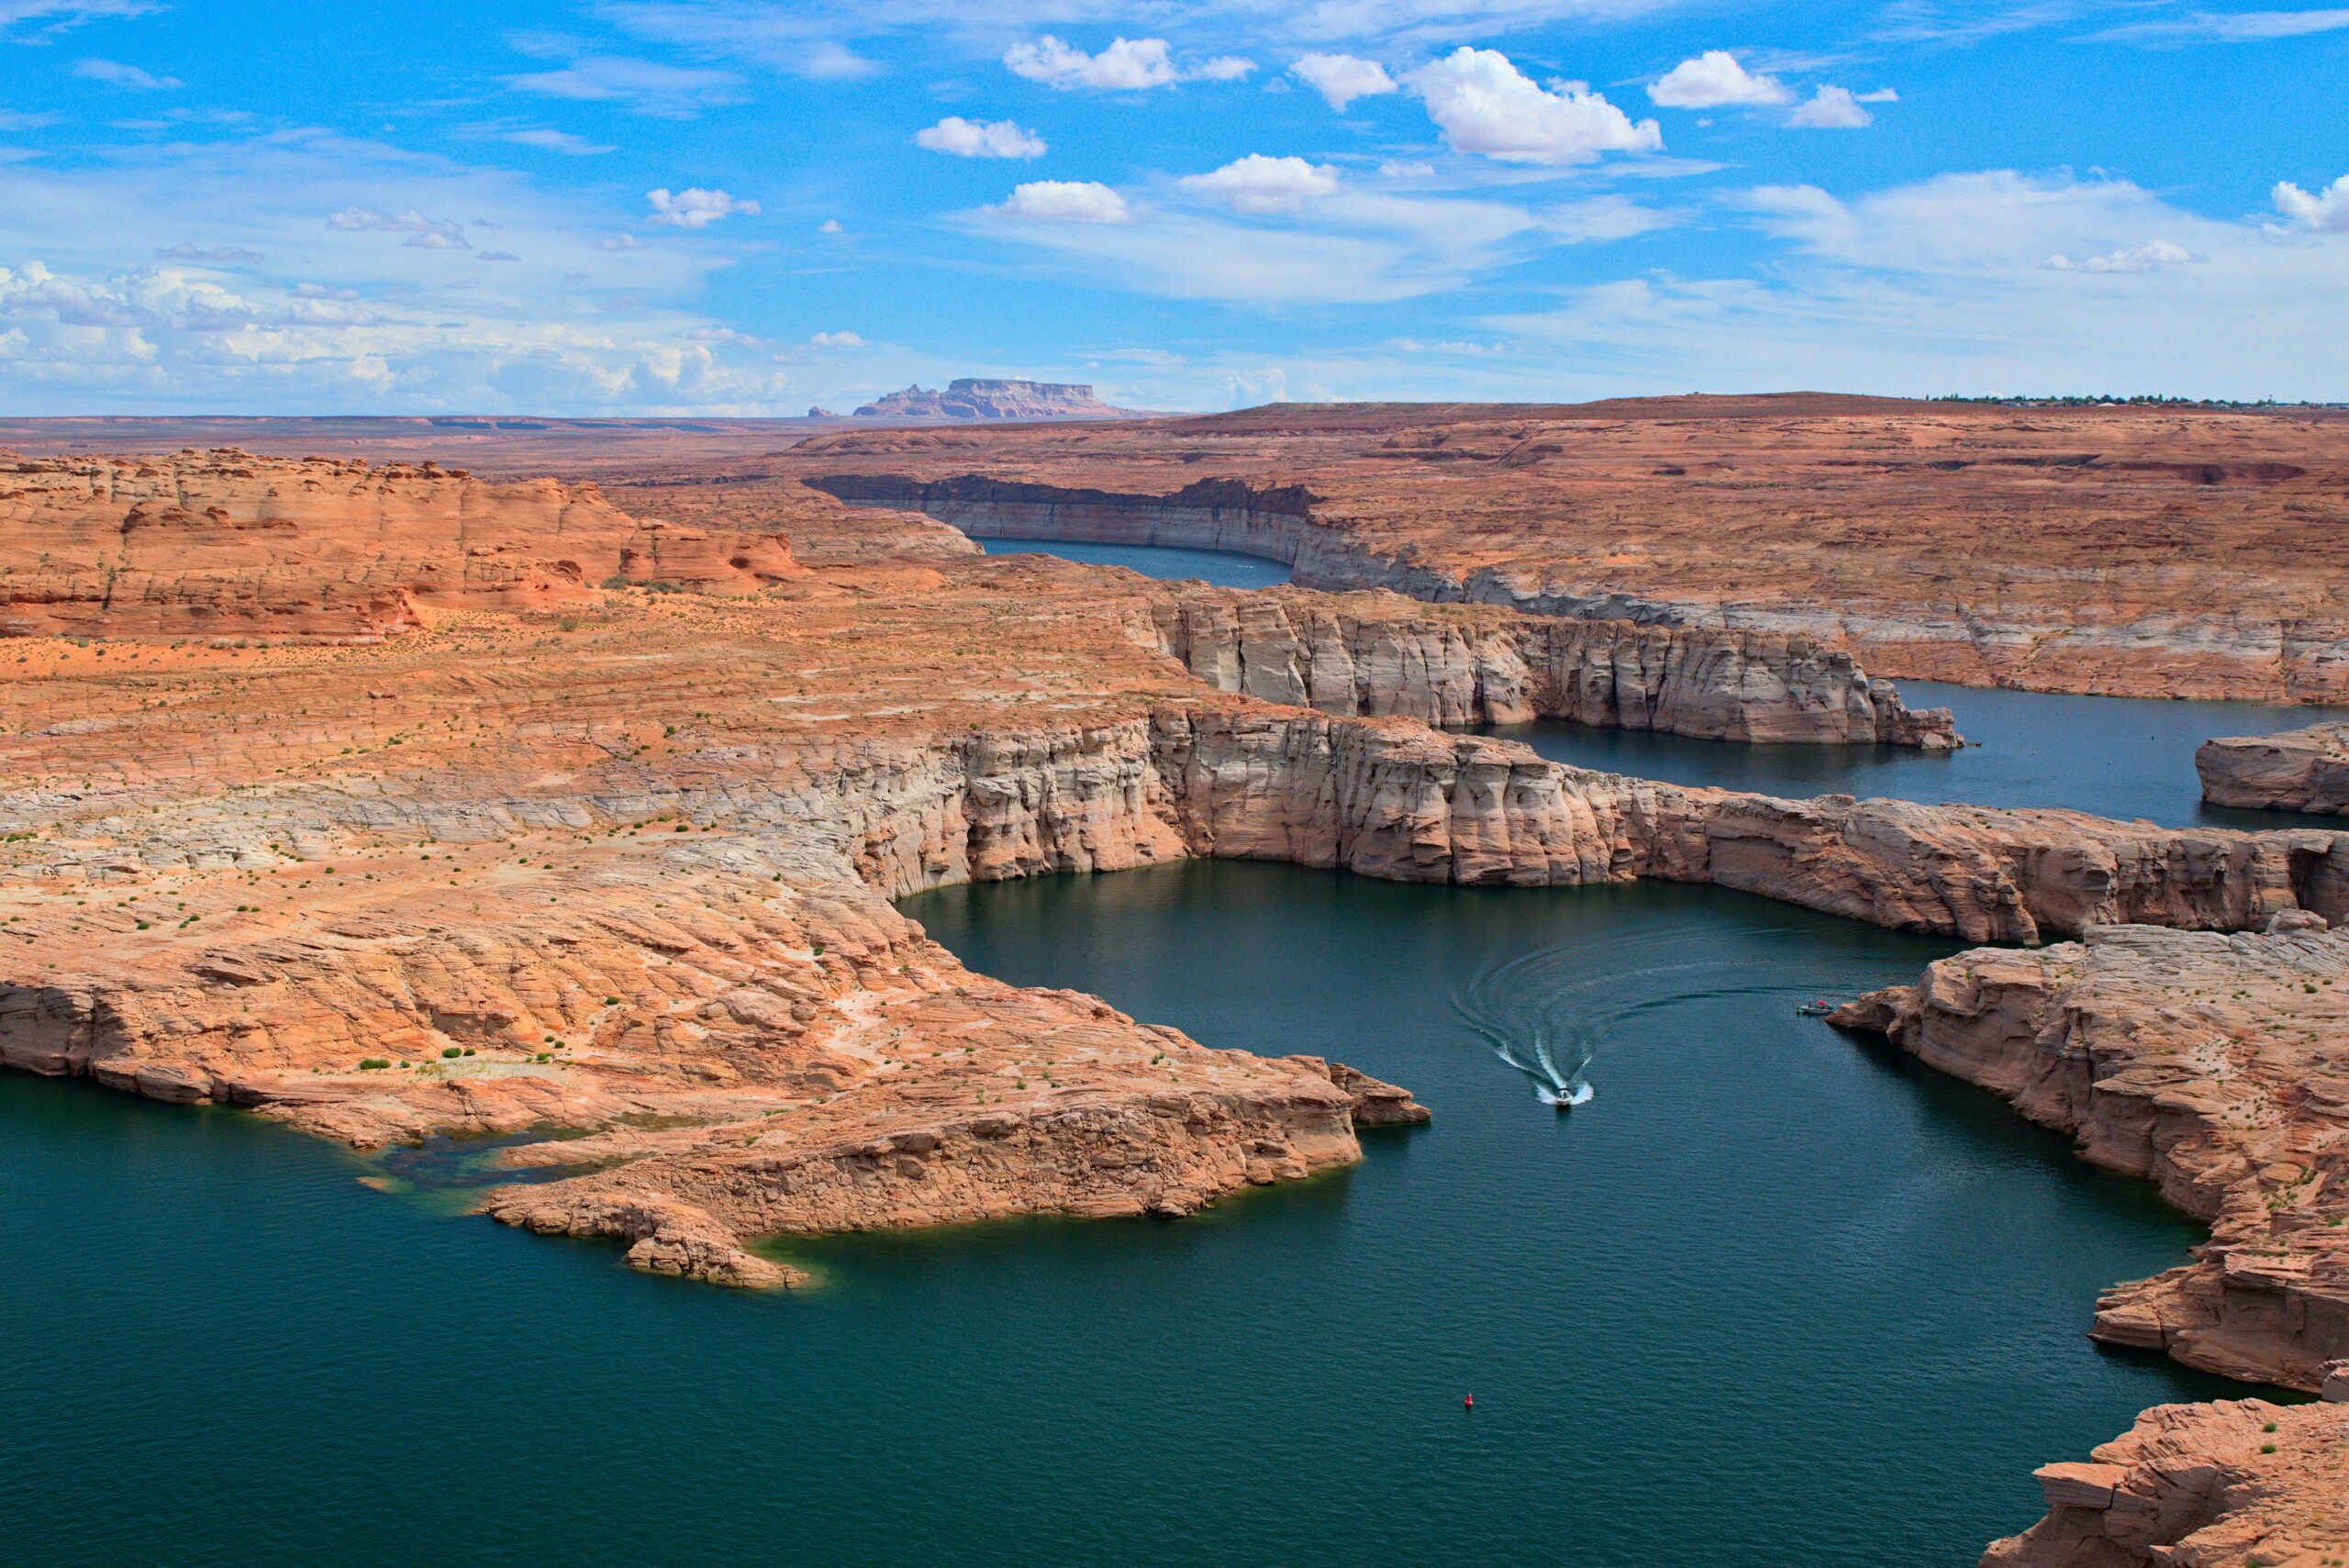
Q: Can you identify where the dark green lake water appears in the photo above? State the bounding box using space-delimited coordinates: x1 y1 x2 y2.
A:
1497 681 2349 830
975 536 1293 589
3 869 2242 1568
1 533 2306 1565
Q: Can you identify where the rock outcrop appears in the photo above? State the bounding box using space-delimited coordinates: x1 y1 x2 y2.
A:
2199 724 2349 816
853 379 1135 421
11 439 2349 1556
1982 1397 2349 1567
1144 587 1957 745
1832 924 2349 1391
786 396 2349 702
0 449 798 639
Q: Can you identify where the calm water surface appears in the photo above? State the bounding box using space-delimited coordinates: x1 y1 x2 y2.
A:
975 536 1292 589
3 870 2240 1568
3 541 2304 1565
1497 679 2349 828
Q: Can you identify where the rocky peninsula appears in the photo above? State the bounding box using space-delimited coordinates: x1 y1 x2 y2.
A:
6 439 2347 1560
794 395 2349 703
2200 723 2349 816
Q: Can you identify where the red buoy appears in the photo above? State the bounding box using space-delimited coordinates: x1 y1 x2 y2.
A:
1464 1395 1475 1410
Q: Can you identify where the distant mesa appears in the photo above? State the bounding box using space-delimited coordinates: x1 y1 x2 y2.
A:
852 378 1136 422
806 406 841 419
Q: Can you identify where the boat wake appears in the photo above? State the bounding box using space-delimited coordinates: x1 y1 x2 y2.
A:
1453 920 1884 1112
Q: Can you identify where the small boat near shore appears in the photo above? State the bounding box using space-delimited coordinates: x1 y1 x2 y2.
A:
1795 999 1836 1018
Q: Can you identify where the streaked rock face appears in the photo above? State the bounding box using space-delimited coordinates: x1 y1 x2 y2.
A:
1142 587 1959 747
2199 723 2349 815
1982 1397 2349 1568
0 448 798 639
787 395 2349 702
1835 923 2349 1392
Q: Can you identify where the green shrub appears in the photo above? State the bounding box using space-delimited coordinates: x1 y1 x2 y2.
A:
441 1047 462 1059
358 1058 391 1071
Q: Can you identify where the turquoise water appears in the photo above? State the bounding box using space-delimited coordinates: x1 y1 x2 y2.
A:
1 869 2239 1567
974 536 1292 589
1 548 2296 1564
1497 680 2349 829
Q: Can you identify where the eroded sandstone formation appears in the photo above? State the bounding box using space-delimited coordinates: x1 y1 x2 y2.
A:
1833 923 2349 1391
1983 1396 2349 1567
8 442 2348 1553
2199 724 2349 816
0 449 801 639
1838 924 2349 1561
1142 587 1959 747
787 396 2349 702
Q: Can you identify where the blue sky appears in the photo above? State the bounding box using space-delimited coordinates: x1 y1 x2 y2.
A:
1 0 2343 413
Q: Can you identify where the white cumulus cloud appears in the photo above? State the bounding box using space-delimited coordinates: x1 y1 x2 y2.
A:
914 117 1047 159
2273 173 2349 233
1647 50 1787 107
808 329 865 347
2044 239 2194 272
645 186 759 228
1179 154 1341 215
1290 52 1397 110
1409 47 1661 165
1005 35 1175 90
1790 85 1882 128
996 180 1130 223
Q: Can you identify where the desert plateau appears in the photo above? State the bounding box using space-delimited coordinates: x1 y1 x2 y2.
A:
8 8 2347 1565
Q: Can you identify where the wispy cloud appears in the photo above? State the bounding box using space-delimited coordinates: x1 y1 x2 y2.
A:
154 241 265 263
1493 169 2349 399
72 56 179 89
327 206 472 250
0 2 159 39
0 128 795 413
506 53 743 117
499 127 618 155
2095 6 2349 40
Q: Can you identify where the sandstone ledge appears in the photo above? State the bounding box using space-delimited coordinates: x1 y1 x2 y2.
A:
1983 1397 2349 1567
1833 923 2349 1393
2199 724 2349 816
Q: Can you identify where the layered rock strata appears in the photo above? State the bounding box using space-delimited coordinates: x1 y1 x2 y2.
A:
786 395 2349 702
1983 1396 2349 1567
852 379 1136 421
1832 923 2349 1390
2199 723 2349 816
0 449 801 639
1142 588 1958 746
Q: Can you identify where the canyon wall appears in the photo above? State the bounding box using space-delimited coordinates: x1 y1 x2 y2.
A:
1982 1396 2349 1568
2199 723 2349 815
781 711 2347 944
806 471 1692 623
1831 923 2349 1393
1141 591 1959 747
0 450 800 639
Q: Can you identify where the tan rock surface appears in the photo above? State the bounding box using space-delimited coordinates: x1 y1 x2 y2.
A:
1834 924 2349 1391
0 448 805 639
1982 1398 2349 1567
788 395 2349 702
8 439 2349 1555
2200 724 2349 816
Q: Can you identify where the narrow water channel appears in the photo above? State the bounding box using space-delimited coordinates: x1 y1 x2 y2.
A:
0 536 2312 1566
